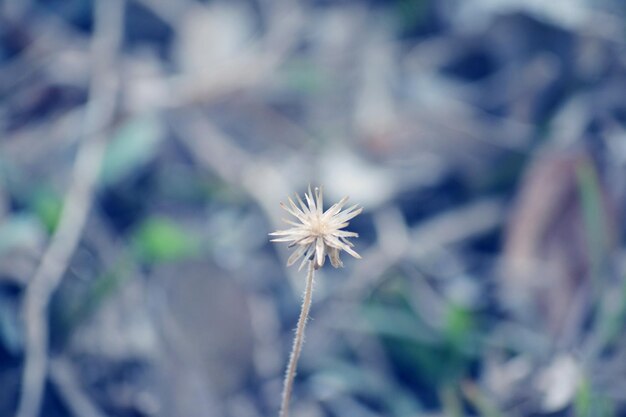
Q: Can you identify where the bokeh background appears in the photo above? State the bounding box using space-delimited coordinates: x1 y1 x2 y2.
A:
2 0 626 416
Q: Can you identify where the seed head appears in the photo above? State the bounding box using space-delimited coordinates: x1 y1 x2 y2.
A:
270 186 362 270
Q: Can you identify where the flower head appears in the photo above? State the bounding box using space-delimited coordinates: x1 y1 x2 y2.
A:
270 186 362 270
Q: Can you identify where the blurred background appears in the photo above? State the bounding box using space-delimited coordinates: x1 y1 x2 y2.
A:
2 0 626 416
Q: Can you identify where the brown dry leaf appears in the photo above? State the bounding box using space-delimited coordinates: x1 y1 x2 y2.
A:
500 149 617 343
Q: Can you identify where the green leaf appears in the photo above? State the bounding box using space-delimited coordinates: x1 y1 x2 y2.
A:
394 0 429 34
576 159 609 279
281 59 326 94
575 378 592 417
101 116 163 185
132 217 198 263
31 189 63 233
575 378 615 417
445 305 474 343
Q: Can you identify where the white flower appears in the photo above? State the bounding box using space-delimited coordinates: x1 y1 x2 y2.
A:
270 186 362 270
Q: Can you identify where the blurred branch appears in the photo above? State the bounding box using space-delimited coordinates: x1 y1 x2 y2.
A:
0 10 90 96
2 107 85 165
409 198 504 258
345 197 504 300
15 1 124 417
172 111 289 218
172 111 320 291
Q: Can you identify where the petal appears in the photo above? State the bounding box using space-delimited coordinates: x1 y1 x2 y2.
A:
315 186 323 216
282 201 306 222
315 236 325 268
298 244 315 271
334 205 362 223
269 228 308 236
333 230 358 238
288 198 308 220
281 218 302 227
287 244 308 266
270 236 297 243
323 235 348 250
339 236 355 247
269 229 296 236
330 221 350 230
295 193 310 215
324 235 360 259
305 186 316 212
343 244 361 259
293 235 316 246
322 196 349 220
329 246 343 268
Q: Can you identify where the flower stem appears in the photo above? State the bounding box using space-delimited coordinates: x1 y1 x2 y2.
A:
279 261 315 417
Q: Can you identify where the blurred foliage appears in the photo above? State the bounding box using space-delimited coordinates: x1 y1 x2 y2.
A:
132 216 199 264
30 188 63 233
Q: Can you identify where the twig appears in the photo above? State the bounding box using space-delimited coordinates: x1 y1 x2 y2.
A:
2 107 85 165
172 111 302 285
341 197 503 301
172 110 290 229
15 1 124 417
280 261 315 417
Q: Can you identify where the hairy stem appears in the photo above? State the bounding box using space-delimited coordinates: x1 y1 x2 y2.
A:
279 261 315 417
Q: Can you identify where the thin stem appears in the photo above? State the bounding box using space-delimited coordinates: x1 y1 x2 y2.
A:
279 261 315 417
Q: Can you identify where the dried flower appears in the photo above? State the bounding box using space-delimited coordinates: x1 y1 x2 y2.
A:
270 186 362 270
